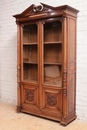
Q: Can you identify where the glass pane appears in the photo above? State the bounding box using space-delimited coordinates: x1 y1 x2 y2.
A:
44 21 62 42
23 24 37 44
44 65 62 86
23 64 38 82
23 24 38 82
23 45 38 63
43 21 62 87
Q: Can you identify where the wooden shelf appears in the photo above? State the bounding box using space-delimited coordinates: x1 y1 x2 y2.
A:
23 61 38 64
23 79 38 84
44 41 62 44
44 62 62 65
23 43 37 45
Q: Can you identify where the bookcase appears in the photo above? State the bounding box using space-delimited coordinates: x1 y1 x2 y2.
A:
13 3 79 125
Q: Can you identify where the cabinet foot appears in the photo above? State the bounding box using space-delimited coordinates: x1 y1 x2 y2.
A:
60 114 76 125
16 106 21 113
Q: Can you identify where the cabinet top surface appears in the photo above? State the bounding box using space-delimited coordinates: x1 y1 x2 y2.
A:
13 3 79 23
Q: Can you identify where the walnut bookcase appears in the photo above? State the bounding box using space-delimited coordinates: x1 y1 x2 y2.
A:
13 3 79 125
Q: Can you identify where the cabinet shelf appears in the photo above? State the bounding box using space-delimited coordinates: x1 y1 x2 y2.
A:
23 79 38 84
23 43 37 45
44 41 62 44
23 61 38 64
44 62 62 65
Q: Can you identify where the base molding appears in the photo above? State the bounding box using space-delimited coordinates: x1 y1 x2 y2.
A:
60 112 76 125
16 105 76 126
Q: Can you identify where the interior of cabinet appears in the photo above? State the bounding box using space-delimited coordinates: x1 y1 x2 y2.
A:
23 24 37 44
43 21 62 87
44 65 62 86
23 24 38 82
23 45 38 63
44 44 62 63
44 21 62 42
23 64 38 81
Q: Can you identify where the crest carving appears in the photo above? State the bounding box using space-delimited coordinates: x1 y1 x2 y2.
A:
33 4 43 12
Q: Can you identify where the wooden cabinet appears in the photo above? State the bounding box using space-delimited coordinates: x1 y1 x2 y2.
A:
13 3 79 125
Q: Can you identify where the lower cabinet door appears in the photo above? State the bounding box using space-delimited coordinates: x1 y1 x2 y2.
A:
41 87 62 121
21 83 62 121
21 83 41 114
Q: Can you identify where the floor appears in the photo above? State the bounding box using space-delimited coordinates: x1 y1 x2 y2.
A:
0 101 87 130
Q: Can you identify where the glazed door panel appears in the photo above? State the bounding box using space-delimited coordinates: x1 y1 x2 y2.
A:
43 21 62 87
22 24 38 82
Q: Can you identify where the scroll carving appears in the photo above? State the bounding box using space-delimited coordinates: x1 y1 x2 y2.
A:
26 90 34 102
33 4 43 12
46 93 57 106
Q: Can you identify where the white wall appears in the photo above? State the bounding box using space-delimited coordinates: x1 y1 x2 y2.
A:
0 0 87 121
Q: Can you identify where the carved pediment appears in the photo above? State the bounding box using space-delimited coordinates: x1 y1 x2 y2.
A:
13 3 55 18
13 3 79 23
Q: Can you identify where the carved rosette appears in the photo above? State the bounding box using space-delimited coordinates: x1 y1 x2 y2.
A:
26 90 34 102
46 93 57 106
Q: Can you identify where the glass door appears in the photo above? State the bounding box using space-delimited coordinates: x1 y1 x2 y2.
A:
43 21 62 87
22 24 38 82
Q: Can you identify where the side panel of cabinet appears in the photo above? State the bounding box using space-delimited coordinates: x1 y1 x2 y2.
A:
16 25 22 112
61 17 77 125
67 17 76 114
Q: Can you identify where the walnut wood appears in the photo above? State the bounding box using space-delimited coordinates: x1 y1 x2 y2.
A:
16 24 21 112
13 3 79 125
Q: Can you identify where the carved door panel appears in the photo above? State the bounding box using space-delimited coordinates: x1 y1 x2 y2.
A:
21 84 40 112
41 87 62 119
